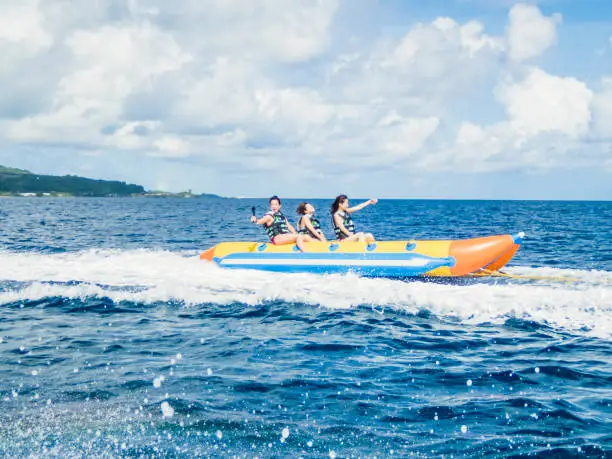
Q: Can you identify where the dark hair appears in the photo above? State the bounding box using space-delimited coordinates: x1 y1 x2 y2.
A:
331 194 348 214
296 202 309 215
269 195 281 204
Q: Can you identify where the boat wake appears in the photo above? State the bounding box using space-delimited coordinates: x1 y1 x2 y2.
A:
0 249 610 338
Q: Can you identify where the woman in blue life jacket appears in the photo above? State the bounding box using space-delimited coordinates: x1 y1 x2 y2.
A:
331 194 377 243
251 196 312 251
296 202 327 242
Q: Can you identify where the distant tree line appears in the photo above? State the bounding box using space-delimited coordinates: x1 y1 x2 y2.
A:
0 170 145 196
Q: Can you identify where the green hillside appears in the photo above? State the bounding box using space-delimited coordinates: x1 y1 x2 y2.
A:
0 166 145 196
0 165 31 175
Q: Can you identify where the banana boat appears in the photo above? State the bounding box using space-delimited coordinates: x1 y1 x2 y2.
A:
200 232 524 277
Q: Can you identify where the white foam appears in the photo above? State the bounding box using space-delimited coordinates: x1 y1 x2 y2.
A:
0 249 610 338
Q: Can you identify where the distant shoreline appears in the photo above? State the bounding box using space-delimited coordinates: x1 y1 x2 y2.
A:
0 192 224 198
0 165 222 198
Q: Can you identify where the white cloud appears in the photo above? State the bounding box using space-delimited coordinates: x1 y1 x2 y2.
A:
319 13 504 155
106 121 160 150
0 0 52 52
376 114 439 157
591 77 612 138
497 68 593 138
134 0 339 63
151 136 190 157
253 88 339 145
456 122 504 159
0 0 609 197
378 17 502 94
432 68 595 173
6 21 191 144
507 3 561 62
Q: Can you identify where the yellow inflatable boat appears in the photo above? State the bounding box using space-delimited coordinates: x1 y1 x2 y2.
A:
200 232 524 277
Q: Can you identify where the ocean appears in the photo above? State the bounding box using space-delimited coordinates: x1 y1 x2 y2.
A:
0 197 610 457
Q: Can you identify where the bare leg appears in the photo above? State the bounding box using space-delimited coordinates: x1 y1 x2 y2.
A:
295 234 313 252
272 233 312 252
341 233 361 242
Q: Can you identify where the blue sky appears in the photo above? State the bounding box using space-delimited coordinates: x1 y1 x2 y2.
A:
0 0 611 199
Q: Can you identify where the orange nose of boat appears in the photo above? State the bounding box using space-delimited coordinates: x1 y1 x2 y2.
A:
200 246 216 261
449 235 519 276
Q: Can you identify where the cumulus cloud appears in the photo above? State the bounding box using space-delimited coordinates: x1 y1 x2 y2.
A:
507 3 562 62
591 77 612 138
376 114 440 157
497 68 593 138
0 0 52 53
342 16 502 108
429 68 594 173
0 0 609 196
133 0 340 62
5 21 191 145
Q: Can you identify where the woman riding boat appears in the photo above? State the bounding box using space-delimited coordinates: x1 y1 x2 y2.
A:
251 196 312 251
331 194 377 243
296 202 327 242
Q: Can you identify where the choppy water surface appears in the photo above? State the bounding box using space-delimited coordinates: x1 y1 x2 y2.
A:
0 197 611 457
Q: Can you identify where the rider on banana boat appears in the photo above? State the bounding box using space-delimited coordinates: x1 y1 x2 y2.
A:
251 196 312 251
331 194 377 243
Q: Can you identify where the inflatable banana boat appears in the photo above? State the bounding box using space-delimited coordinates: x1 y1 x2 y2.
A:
200 232 524 277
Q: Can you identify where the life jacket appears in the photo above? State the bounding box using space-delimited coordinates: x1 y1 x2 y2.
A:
265 211 289 240
333 211 354 240
298 214 322 238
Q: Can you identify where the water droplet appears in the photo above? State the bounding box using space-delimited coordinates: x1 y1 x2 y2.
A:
467 379 473 386
329 451 337 459
161 401 174 418
281 427 289 439
535 367 540 373
207 368 213 376
216 430 223 440
176 353 182 360
461 425 468 434
31 370 38 376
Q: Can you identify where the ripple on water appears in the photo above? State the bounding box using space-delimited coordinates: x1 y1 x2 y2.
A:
0 198 611 456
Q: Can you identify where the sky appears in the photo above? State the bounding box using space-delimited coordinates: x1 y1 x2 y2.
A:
1 0 611 200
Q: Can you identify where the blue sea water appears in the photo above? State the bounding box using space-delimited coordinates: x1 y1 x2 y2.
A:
0 197 611 457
